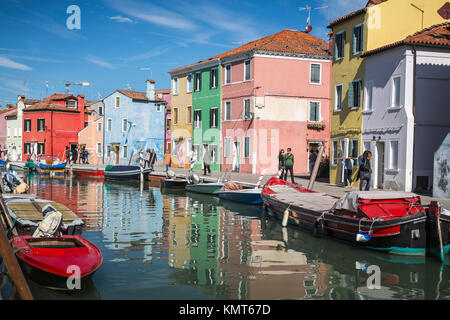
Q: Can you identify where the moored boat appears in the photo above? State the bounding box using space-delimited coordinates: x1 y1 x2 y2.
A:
185 182 224 195
72 167 105 179
262 177 429 256
161 178 188 188
103 165 151 180
36 157 66 175
11 235 103 290
218 188 263 205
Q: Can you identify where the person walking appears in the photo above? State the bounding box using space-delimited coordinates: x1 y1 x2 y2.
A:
359 151 372 191
164 151 171 172
203 146 212 176
309 150 317 177
65 146 71 164
150 149 157 170
283 148 295 184
144 149 151 168
344 156 353 188
72 145 78 164
278 149 285 178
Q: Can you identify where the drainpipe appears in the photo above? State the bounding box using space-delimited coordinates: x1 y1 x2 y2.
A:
411 45 417 192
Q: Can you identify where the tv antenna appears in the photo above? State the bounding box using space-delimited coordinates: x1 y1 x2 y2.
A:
299 5 312 33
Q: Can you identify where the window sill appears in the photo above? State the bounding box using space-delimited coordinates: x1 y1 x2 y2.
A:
350 106 361 110
309 82 322 86
362 110 373 114
388 107 402 112
385 168 400 174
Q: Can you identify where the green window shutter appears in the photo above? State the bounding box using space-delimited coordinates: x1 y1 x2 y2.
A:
352 28 356 54
348 82 354 108
334 35 338 60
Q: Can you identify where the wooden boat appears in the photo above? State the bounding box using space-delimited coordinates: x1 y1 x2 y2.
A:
218 188 263 205
36 157 66 175
262 177 429 256
11 235 103 290
72 167 104 179
103 165 151 180
185 182 224 195
2 194 84 236
426 201 450 262
161 178 188 189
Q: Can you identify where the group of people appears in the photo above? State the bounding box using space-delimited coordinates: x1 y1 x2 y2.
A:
278 148 296 184
65 145 89 164
143 149 158 169
343 150 373 191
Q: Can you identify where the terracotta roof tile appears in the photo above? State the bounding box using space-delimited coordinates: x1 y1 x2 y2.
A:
366 0 389 6
362 22 450 57
46 93 77 100
328 8 366 28
155 89 171 94
116 90 150 101
169 29 330 73
0 107 17 115
22 99 40 104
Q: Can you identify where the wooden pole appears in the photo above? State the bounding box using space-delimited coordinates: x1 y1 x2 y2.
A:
307 144 324 191
128 151 134 166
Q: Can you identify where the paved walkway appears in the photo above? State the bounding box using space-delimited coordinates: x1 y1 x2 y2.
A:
23 161 450 210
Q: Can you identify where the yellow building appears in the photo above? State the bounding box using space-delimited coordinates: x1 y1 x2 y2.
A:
168 69 193 169
328 0 448 187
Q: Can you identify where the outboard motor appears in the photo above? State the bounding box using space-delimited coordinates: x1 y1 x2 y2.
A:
187 173 200 185
166 169 176 179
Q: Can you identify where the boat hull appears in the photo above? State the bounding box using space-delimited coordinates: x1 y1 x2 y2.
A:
218 189 263 205
104 166 151 180
72 168 104 179
185 183 224 195
161 179 188 188
12 235 103 290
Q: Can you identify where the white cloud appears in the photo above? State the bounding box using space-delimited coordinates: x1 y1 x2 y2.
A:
0 56 32 71
109 16 136 23
85 55 115 69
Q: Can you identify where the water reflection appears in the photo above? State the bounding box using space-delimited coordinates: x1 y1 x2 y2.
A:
1 174 448 300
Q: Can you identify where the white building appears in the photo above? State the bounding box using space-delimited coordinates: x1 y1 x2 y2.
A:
362 23 450 192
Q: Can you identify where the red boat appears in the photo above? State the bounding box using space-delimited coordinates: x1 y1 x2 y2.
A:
11 235 103 290
71 167 104 179
262 177 428 256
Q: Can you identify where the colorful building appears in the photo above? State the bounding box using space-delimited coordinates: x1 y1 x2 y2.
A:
21 93 90 161
78 100 104 165
362 23 450 192
102 80 166 165
167 70 193 169
155 89 172 154
0 105 18 155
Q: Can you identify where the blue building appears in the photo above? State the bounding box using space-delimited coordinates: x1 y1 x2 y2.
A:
103 80 166 165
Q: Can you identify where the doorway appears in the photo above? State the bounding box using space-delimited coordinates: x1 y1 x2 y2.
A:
376 141 385 189
233 141 240 172
308 142 320 174
112 143 120 165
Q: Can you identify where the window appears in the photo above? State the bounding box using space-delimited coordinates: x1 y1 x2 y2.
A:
390 141 399 170
173 108 179 125
166 118 171 130
7 128 10 137
210 68 218 89
194 110 201 128
193 144 200 162
391 76 401 108
352 24 364 54
67 100 77 108
244 60 251 81
348 80 361 109
115 97 120 108
194 72 202 91
106 144 111 157
107 118 112 131
37 143 45 155
225 64 231 84
225 137 231 157
24 143 31 155
97 142 102 154
350 139 359 166
122 118 128 132
243 99 251 119
187 74 192 93
210 108 218 128
122 145 128 158
310 63 321 84
24 119 31 132
37 119 45 132
224 101 231 121
186 106 192 124
172 140 178 156
97 122 102 132
364 81 373 112
98 105 103 115
210 144 218 163
335 84 343 111
244 137 250 158
84 121 88 128
334 31 345 60
173 77 178 95
309 101 321 122
363 141 371 153
332 140 338 165
156 104 163 112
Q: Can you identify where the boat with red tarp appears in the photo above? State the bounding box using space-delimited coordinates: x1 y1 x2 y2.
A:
71 167 105 179
262 177 429 256
11 235 103 290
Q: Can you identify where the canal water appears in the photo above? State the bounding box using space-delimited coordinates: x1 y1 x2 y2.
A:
1 173 450 300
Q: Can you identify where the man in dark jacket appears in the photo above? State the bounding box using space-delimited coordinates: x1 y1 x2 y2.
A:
283 148 295 184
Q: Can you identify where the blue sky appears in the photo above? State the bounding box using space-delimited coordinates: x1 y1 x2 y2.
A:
0 0 367 105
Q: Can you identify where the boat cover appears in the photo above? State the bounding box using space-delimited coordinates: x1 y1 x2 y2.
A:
332 191 420 213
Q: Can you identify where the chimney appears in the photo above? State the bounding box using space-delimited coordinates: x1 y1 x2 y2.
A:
146 79 155 101
328 31 334 56
77 94 85 130
17 95 25 102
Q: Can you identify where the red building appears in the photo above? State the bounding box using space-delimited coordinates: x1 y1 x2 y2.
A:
22 93 91 161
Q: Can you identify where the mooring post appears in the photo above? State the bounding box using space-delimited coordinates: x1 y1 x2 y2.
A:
307 143 324 191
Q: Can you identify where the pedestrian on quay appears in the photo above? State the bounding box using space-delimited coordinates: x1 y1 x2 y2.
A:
344 156 353 188
189 146 197 172
150 149 157 170
164 151 171 172
203 146 212 176
358 151 372 191
278 149 285 178
309 149 317 177
283 148 295 184
84 148 89 164
72 145 78 164
144 149 151 168
65 146 71 164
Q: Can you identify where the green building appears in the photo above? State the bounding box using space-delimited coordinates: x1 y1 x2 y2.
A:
191 59 222 172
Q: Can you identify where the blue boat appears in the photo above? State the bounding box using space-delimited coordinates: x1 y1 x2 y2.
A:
104 165 151 180
218 189 263 205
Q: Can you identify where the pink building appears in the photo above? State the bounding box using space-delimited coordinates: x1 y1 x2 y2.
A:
78 101 104 165
220 29 331 175
0 105 18 153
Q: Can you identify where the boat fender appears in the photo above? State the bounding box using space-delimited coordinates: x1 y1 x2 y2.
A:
313 218 325 238
282 209 289 227
33 205 64 237
356 231 371 242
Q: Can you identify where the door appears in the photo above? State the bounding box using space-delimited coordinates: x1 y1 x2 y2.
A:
376 141 385 189
308 142 320 173
31 142 38 161
233 141 240 172
111 143 120 165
